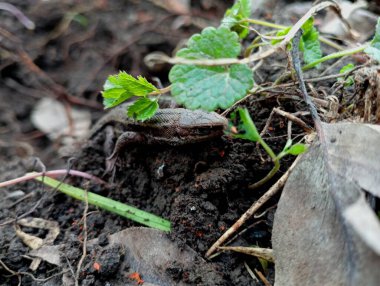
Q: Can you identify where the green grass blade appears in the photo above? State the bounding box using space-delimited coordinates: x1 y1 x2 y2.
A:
34 176 171 232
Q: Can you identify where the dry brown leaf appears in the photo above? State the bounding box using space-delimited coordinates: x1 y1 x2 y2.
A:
272 123 380 286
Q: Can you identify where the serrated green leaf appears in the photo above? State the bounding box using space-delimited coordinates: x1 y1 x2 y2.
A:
127 97 158 121
102 72 158 109
107 72 158 96
221 0 252 38
170 27 253 111
286 143 308 155
103 93 133 109
300 17 322 66
170 64 253 111
364 18 380 62
232 108 260 142
177 27 241 59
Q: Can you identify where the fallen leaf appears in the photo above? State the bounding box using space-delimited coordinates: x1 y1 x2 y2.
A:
272 122 380 286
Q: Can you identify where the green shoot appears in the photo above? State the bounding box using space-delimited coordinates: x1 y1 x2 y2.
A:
339 63 355 87
221 0 252 38
34 175 171 232
231 108 307 189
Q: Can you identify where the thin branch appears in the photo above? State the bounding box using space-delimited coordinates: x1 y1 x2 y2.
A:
0 170 106 188
75 186 89 286
206 156 301 258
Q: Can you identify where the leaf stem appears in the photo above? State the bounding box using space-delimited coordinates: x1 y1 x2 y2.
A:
242 17 344 51
249 138 280 190
0 170 106 188
242 18 286 30
302 44 367 70
149 85 171 95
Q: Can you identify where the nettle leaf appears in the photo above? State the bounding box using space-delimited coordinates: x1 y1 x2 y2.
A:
102 72 158 109
221 0 252 39
107 72 158 96
103 94 133 109
364 18 380 62
127 97 158 121
169 27 254 111
300 17 322 66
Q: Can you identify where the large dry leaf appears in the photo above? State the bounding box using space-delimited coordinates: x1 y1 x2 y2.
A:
273 123 380 286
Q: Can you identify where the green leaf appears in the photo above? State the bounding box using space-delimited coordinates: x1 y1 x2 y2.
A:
300 17 322 66
102 90 134 109
170 64 253 111
364 18 380 62
283 139 293 151
72 13 88 27
339 63 355 87
221 0 252 38
340 63 355 74
34 175 171 232
169 27 254 111
286 143 308 155
232 108 260 142
106 72 158 96
102 72 158 109
127 97 159 121
271 26 291 45
176 27 241 59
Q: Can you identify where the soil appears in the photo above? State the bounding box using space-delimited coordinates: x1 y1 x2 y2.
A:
0 0 378 285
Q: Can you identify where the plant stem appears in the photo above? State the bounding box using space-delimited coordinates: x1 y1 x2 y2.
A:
258 137 277 161
0 170 106 188
248 138 280 190
243 18 286 30
242 18 344 51
302 45 367 70
248 162 280 190
149 85 171 95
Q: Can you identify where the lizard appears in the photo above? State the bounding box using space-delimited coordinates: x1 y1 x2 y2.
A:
88 103 229 172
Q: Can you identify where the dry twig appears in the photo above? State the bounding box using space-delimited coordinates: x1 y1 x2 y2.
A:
206 155 302 257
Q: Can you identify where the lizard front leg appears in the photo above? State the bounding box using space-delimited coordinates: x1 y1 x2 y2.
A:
105 131 145 173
